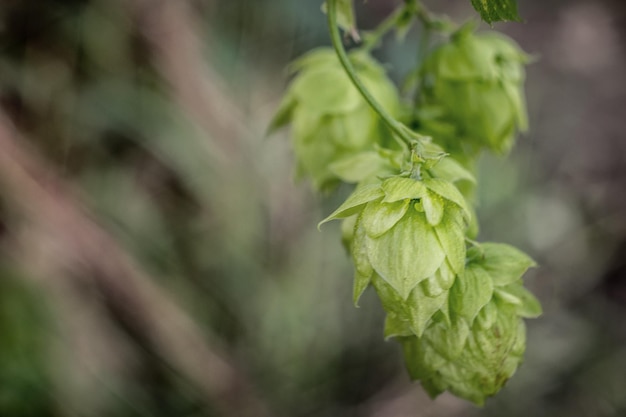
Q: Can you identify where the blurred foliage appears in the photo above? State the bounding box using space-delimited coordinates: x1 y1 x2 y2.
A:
0 0 626 416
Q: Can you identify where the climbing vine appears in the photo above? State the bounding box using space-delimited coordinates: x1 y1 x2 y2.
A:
269 0 541 405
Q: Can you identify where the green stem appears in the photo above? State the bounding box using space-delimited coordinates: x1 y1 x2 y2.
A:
360 5 408 52
327 0 418 149
412 22 431 114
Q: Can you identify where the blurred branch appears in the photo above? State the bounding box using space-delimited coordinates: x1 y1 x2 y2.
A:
0 113 272 417
130 0 250 161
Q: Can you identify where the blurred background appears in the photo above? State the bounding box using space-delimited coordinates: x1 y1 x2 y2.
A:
0 0 625 416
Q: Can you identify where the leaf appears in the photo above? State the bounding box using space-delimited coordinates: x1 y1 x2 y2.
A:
351 214 372 277
368 213 445 299
318 183 383 227
322 0 359 41
494 288 522 305
361 200 410 238
352 215 373 306
288 48 337 73
374 272 446 337
420 260 455 298
333 105 378 149
433 211 466 275
380 177 427 203
267 93 296 135
429 156 476 185
423 178 472 222
329 152 394 183
501 284 543 318
383 314 414 339
402 337 447 381
475 300 498 329
470 0 522 24
291 67 362 114
450 265 494 323
425 319 470 361
408 286 448 336
422 190 445 226
472 243 536 286
353 270 371 308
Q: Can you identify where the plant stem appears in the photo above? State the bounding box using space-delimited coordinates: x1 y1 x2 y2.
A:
360 5 408 52
412 22 431 114
327 0 418 149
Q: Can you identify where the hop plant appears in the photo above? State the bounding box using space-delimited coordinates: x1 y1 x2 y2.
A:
398 243 541 404
419 25 530 155
320 174 471 335
272 0 542 406
269 48 400 190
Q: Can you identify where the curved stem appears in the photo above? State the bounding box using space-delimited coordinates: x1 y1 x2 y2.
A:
327 0 416 148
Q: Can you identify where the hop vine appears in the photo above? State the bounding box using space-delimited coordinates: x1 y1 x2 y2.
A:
269 0 540 405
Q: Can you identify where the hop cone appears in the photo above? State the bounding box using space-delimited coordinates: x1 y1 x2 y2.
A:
398 243 541 405
269 48 400 190
419 26 529 155
321 175 471 336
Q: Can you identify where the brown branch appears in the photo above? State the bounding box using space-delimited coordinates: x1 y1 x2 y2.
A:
130 0 250 161
0 114 272 417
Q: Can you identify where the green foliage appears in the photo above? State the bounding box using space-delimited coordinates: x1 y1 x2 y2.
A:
470 0 522 24
271 0 541 406
321 0 358 39
270 48 400 191
419 25 529 156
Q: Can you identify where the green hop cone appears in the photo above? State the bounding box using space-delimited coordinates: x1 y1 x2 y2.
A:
419 25 530 155
397 243 541 405
320 174 471 336
331 144 479 248
269 48 401 191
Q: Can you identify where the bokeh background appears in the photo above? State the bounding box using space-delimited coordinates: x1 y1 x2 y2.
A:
1 0 625 416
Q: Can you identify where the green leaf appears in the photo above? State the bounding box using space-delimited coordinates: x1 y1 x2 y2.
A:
351 214 373 278
322 0 359 40
472 243 537 286
422 190 445 226
267 93 296 135
291 67 361 114
329 152 394 183
353 270 371 308
423 178 472 222
429 156 476 185
470 0 522 24
288 48 337 73
475 300 498 329
420 260 455 298
361 200 410 238
368 213 445 299
500 284 543 317
433 211 466 275
351 216 373 307
494 288 522 305
333 106 378 150
383 314 413 339
425 319 470 361
402 337 447 381
374 272 446 337
450 265 494 323
380 177 427 203
318 183 383 227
